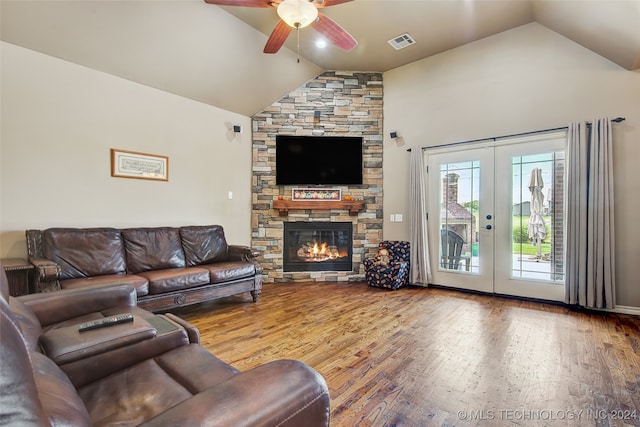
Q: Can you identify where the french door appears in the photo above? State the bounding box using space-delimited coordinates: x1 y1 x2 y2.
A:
426 133 566 301
427 146 495 293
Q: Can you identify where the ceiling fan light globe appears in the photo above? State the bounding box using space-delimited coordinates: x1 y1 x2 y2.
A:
277 0 318 29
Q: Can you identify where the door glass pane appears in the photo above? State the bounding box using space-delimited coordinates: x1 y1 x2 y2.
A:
439 161 479 273
511 152 565 282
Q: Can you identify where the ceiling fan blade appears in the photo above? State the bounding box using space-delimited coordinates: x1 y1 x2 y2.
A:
312 12 357 51
203 0 273 7
264 20 293 53
314 0 353 8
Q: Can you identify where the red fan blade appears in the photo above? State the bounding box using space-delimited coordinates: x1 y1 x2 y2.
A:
315 0 353 8
312 12 357 51
204 0 273 7
264 20 293 53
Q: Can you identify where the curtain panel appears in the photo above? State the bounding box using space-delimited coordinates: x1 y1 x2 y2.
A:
409 150 431 285
565 118 616 309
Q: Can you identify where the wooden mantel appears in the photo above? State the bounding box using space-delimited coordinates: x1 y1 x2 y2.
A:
272 199 365 216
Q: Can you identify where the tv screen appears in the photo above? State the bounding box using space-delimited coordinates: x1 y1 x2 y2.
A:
276 135 363 185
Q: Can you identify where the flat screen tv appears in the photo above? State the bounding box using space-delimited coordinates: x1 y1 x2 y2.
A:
276 135 363 185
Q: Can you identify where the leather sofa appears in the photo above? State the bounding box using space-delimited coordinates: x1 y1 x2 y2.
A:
0 264 331 426
26 225 263 312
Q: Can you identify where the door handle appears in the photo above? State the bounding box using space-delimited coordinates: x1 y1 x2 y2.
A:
485 225 493 230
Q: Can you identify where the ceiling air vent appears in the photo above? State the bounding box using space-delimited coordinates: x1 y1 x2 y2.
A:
387 33 416 50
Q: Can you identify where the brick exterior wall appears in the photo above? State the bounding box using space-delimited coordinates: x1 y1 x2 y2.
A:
552 155 565 280
251 71 384 283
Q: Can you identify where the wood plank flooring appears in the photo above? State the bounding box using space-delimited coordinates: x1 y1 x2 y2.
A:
175 282 640 427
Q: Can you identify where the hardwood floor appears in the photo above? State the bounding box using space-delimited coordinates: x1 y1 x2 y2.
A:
175 282 640 426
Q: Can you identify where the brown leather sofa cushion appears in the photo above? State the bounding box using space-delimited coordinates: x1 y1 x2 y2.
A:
42 228 127 280
122 227 186 274
78 344 239 426
204 261 256 283
62 273 150 297
180 225 229 266
149 343 240 390
39 316 157 365
139 268 210 294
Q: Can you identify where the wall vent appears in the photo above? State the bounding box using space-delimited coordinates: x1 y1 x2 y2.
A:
387 33 416 50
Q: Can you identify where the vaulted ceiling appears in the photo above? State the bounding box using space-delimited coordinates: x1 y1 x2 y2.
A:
218 0 640 73
2 1 638 116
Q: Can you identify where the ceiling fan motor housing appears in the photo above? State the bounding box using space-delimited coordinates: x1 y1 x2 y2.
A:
277 0 318 28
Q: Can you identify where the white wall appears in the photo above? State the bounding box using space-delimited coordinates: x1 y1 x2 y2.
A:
0 42 253 257
383 23 640 308
0 0 322 117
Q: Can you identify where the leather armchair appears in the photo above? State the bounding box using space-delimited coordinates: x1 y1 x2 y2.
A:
0 264 330 426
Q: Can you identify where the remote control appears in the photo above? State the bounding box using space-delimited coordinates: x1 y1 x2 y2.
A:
78 314 134 332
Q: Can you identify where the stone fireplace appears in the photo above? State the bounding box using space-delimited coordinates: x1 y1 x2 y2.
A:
251 71 384 283
283 222 352 272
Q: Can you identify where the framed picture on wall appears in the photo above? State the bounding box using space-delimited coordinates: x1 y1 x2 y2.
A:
111 149 169 181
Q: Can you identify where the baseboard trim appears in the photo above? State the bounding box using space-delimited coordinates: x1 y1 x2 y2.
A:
606 305 640 316
423 284 640 316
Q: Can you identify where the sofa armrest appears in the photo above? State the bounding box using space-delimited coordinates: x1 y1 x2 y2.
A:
228 245 259 262
29 258 61 292
228 245 263 274
164 313 200 344
140 360 330 427
17 283 137 327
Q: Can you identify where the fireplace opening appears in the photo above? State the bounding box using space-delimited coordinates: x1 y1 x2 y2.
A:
283 222 353 272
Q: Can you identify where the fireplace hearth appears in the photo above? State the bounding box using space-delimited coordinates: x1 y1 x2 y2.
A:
283 222 353 272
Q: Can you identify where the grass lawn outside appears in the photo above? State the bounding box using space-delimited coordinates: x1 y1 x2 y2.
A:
512 215 552 256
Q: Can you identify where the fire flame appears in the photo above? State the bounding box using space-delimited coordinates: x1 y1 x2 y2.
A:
312 242 326 255
297 241 346 262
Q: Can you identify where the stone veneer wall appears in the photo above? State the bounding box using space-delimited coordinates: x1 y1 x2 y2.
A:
251 71 383 283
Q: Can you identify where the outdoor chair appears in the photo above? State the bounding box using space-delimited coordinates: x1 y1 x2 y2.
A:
440 229 471 271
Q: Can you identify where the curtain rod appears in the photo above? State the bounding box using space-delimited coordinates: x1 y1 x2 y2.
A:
406 117 626 152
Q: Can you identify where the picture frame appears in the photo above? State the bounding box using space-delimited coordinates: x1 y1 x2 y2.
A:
292 188 341 201
111 149 169 181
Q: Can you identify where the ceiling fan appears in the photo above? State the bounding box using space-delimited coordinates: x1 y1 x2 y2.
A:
204 0 358 54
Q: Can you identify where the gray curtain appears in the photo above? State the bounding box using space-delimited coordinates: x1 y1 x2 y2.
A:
409 149 431 285
565 118 616 309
